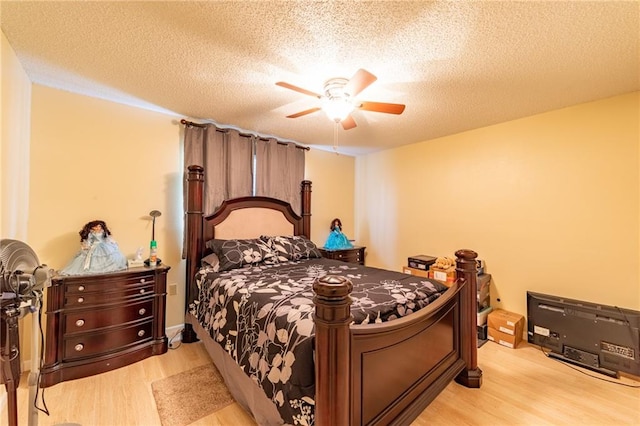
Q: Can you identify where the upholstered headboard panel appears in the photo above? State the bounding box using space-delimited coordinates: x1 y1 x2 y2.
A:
213 207 295 240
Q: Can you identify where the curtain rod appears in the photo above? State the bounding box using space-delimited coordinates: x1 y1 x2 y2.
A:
180 119 310 150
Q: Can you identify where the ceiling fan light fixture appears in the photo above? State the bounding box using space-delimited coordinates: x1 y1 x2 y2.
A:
322 97 354 122
321 77 355 122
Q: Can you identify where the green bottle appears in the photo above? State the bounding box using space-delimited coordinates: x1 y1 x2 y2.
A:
149 240 158 266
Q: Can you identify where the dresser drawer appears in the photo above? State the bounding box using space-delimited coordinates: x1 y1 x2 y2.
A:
64 273 155 294
64 283 154 307
64 320 154 360
63 299 154 334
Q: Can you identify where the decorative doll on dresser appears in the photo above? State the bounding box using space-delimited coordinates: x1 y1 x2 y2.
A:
60 220 127 275
323 218 354 250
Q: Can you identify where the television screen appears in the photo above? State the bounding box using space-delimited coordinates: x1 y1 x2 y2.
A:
527 291 640 377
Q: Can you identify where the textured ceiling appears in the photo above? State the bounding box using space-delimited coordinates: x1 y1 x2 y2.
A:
1 1 638 156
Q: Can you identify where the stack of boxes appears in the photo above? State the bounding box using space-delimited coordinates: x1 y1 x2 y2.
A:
405 255 494 348
403 255 526 349
487 308 525 349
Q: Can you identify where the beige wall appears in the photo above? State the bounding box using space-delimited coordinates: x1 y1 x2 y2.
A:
26 85 356 333
29 85 187 328
355 93 640 316
306 148 355 247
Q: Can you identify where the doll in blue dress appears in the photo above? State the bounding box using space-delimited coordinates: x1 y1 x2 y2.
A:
60 220 127 275
323 218 354 250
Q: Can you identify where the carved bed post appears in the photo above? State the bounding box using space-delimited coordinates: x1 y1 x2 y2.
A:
182 165 204 343
454 249 483 388
301 180 312 239
313 275 353 426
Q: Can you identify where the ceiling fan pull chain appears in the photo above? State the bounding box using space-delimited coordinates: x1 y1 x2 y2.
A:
333 121 339 153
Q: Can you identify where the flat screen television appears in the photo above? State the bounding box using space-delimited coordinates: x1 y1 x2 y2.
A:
527 291 640 378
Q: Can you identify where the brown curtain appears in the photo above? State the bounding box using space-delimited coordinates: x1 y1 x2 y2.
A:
183 123 253 215
255 138 305 215
182 123 305 257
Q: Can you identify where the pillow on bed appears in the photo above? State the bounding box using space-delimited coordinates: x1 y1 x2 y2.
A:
206 238 277 271
262 235 322 261
201 253 220 272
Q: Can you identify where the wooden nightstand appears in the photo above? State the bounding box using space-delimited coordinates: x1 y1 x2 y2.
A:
319 246 366 265
40 265 169 387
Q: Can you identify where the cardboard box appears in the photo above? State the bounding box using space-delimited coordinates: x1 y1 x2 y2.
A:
428 266 456 286
488 327 522 349
402 266 429 278
487 309 525 336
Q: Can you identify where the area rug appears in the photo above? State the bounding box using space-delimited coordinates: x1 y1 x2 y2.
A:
152 363 235 426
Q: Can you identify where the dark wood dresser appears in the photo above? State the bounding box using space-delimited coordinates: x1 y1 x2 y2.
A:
40 265 169 387
319 246 366 265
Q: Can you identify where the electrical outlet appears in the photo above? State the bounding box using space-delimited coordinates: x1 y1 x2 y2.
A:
169 284 177 296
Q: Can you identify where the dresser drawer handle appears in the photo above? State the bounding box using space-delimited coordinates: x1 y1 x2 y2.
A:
78 285 85 292
140 278 146 283
139 289 145 294
77 297 84 303
74 344 84 352
138 308 146 315
75 319 85 327
137 330 145 337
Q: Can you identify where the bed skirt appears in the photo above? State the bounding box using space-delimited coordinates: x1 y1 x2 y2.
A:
186 313 285 425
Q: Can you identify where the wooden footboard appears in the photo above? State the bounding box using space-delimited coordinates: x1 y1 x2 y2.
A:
314 250 481 426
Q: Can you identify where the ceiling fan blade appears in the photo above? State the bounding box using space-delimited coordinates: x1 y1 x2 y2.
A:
340 115 357 130
276 81 321 98
286 107 322 118
358 101 406 115
344 69 377 97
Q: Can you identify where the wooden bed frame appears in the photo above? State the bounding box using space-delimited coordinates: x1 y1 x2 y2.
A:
182 165 482 425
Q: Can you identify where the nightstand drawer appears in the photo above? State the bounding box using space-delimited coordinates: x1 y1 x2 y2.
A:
319 246 366 265
63 299 154 334
63 319 154 360
336 251 361 262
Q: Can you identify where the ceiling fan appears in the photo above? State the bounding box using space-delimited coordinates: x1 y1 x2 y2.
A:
276 69 405 130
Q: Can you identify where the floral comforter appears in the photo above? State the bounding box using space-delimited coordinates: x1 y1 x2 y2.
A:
190 258 448 425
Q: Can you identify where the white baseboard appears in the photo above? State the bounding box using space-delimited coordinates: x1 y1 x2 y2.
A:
166 323 185 348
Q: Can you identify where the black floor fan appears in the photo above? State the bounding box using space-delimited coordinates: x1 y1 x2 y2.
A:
1 239 51 426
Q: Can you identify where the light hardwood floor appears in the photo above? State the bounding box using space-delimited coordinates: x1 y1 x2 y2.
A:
2 341 639 426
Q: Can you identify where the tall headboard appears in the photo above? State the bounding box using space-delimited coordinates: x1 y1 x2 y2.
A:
183 165 312 342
